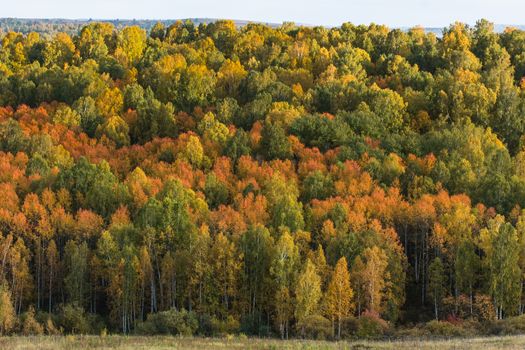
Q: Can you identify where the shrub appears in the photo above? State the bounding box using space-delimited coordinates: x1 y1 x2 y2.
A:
487 315 525 335
45 318 61 335
35 311 62 335
21 306 44 335
442 295 472 320
473 294 496 322
423 320 467 337
135 308 198 336
57 303 100 334
296 314 332 340
210 315 240 336
355 310 390 339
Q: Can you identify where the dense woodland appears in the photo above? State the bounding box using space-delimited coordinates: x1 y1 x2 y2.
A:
1 18 525 338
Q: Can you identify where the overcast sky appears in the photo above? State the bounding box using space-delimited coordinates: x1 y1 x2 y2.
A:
3 0 525 28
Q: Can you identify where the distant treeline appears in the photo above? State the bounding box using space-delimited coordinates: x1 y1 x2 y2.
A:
0 18 285 37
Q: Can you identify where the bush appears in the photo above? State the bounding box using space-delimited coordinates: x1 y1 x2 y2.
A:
57 303 102 334
35 311 62 335
21 306 44 335
473 294 496 322
210 315 240 336
296 314 332 340
486 315 525 335
45 317 61 335
135 308 198 336
423 320 467 337
355 311 390 339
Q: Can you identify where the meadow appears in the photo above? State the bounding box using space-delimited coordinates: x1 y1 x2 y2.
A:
0 335 524 350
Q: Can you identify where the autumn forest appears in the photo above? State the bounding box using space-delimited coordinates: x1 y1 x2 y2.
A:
0 18 524 339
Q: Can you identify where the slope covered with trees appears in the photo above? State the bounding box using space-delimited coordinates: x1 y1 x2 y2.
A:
0 18 525 338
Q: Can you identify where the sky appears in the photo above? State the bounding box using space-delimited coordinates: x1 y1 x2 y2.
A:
3 0 525 28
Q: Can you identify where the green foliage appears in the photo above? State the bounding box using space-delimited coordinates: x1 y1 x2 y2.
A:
135 309 198 336
58 303 99 335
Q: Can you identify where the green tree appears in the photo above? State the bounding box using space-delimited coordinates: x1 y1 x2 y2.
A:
481 217 522 319
64 240 89 308
428 257 446 320
270 231 299 338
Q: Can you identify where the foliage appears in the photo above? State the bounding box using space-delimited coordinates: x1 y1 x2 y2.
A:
135 309 198 336
1 18 525 340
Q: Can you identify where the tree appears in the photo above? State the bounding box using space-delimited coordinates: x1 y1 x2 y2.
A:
210 233 241 318
362 246 388 314
428 257 446 320
481 217 522 319
96 115 130 147
96 87 123 118
0 283 16 335
270 231 299 338
116 26 147 65
455 241 479 315
295 259 322 336
46 240 60 313
64 240 89 308
260 120 292 160
179 64 216 112
22 306 43 335
350 256 366 317
77 22 114 59
325 257 354 339
216 59 247 99
133 89 177 143
239 225 274 331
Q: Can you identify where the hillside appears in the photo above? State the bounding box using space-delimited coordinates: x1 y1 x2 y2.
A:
1 18 525 339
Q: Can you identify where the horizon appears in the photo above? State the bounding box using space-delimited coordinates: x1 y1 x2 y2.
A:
2 17 525 31
3 0 525 28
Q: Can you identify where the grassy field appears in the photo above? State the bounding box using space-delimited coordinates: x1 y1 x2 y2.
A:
1 335 525 350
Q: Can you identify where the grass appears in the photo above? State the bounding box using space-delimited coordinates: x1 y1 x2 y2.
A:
1 335 525 350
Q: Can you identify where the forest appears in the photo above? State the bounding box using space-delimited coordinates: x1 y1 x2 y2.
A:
0 18 525 339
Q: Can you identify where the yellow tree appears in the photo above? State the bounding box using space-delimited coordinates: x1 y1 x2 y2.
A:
116 26 147 65
137 246 154 319
96 88 124 118
362 246 388 314
210 232 241 318
0 283 15 335
294 259 322 336
9 238 33 314
216 59 247 99
325 257 354 339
